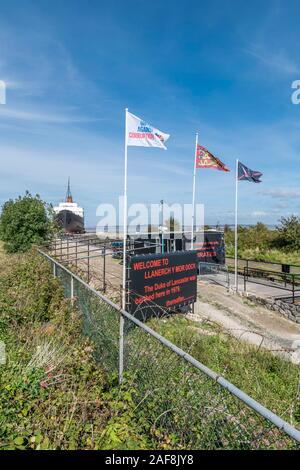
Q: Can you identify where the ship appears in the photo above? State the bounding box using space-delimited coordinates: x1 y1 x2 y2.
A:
53 178 85 233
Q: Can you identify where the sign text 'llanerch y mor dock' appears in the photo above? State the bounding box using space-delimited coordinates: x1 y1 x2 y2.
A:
129 251 197 315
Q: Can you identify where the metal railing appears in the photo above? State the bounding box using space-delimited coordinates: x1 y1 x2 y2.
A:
43 235 162 291
243 266 300 303
38 248 300 449
199 262 230 289
227 256 300 276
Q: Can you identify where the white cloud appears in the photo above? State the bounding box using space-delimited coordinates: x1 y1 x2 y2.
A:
251 210 268 218
260 188 300 199
0 106 99 124
244 46 299 75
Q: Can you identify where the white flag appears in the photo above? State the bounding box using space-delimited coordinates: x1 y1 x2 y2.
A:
126 111 170 149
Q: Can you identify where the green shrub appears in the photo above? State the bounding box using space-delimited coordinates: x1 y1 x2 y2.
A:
0 248 152 450
0 251 63 331
225 219 300 263
275 215 300 251
0 192 55 253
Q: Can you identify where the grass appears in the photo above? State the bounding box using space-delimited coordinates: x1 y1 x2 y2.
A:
146 315 300 428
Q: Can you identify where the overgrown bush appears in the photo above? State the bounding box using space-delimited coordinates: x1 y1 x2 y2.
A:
225 223 276 251
0 192 55 253
275 216 300 251
0 247 152 450
224 218 300 263
0 251 63 331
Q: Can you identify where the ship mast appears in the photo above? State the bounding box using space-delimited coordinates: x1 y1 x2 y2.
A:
66 177 73 203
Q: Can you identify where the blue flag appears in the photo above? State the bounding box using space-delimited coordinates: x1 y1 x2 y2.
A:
238 161 262 183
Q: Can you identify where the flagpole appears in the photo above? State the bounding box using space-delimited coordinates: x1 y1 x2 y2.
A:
119 107 128 384
234 158 239 292
191 132 198 249
122 108 128 309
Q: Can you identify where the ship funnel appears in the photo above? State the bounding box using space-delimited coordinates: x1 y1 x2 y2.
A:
66 177 73 203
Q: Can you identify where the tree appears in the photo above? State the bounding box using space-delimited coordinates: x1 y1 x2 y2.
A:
239 223 275 250
275 215 300 250
0 192 55 253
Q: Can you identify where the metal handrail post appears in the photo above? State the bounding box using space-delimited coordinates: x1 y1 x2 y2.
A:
103 243 106 293
293 275 295 304
87 239 90 282
71 274 74 299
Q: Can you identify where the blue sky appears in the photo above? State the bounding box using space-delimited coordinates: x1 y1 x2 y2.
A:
1 0 300 227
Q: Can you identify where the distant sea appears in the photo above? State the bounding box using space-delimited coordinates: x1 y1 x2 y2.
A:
86 224 277 233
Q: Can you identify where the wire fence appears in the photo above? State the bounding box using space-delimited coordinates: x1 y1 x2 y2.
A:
38 248 300 449
198 262 230 289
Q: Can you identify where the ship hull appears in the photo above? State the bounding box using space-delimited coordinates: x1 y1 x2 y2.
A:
55 210 85 234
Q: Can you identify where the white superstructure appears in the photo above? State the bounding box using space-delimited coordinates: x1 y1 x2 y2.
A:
53 201 84 218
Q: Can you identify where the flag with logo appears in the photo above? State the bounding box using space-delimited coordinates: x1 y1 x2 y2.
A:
238 161 262 183
126 111 170 149
196 144 230 172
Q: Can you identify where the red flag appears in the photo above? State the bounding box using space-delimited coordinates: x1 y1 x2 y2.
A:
196 144 230 172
